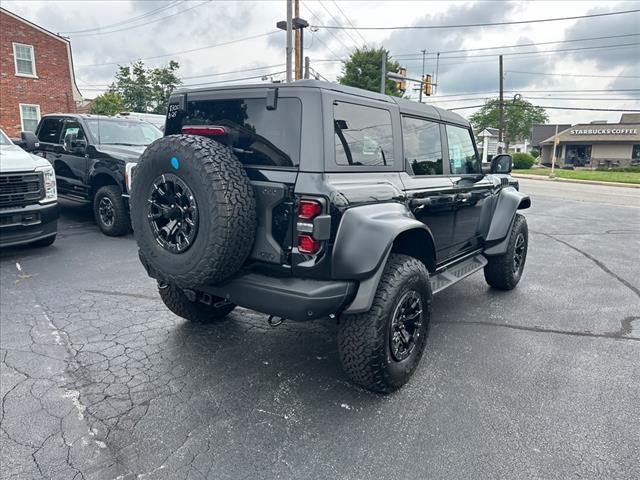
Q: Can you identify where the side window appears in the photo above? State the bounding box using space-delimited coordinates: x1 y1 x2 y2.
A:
402 116 443 175
37 118 64 143
334 102 394 167
61 120 86 142
446 125 479 175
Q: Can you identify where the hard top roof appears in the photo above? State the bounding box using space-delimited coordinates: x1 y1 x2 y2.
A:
41 113 156 123
174 79 469 126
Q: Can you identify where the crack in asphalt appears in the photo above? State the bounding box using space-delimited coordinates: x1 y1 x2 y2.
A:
84 289 157 300
434 318 640 342
532 230 640 298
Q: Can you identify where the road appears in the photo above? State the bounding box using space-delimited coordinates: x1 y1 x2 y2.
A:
517 177 640 207
1 181 639 480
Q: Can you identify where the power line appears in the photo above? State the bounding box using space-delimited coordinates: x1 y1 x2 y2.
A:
317 0 361 50
303 4 353 55
392 32 640 57
59 1 183 35
79 63 288 87
312 9 640 30
311 39 640 65
505 70 640 79
449 104 640 112
76 31 280 67
68 0 210 37
331 0 368 46
428 96 640 103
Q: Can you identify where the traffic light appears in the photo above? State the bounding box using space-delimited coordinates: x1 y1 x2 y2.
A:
395 67 407 92
423 74 433 96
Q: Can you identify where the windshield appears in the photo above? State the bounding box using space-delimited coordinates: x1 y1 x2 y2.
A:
0 129 12 146
85 119 162 146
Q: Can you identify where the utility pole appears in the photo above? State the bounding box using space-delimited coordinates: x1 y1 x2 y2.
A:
498 55 504 153
286 0 293 83
419 49 426 103
550 123 559 178
294 0 300 80
380 50 387 94
304 56 310 79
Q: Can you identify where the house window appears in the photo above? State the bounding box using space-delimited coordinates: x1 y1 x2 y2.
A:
13 43 36 77
20 104 41 132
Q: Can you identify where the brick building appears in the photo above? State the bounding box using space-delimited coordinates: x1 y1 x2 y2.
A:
0 7 82 137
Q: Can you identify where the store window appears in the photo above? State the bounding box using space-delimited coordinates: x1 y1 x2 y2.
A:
632 144 640 160
565 145 592 166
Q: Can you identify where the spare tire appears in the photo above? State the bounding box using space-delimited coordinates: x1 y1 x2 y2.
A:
131 135 256 287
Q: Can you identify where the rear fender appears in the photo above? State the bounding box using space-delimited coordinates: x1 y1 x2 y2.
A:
334 203 436 314
332 203 434 279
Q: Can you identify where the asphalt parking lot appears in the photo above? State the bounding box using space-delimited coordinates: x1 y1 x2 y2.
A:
1 179 639 480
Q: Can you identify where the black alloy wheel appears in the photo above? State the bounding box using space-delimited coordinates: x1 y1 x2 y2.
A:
147 173 198 254
389 290 424 362
98 196 115 227
512 233 526 274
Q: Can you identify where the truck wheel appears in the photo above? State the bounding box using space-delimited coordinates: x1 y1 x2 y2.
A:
31 235 56 248
130 135 256 288
484 213 528 290
158 283 235 323
338 254 432 394
94 185 130 236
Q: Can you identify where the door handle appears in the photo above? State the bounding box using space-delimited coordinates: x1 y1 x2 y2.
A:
410 197 432 210
456 192 472 203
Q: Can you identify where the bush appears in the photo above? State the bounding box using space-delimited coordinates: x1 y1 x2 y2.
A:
512 152 536 169
595 166 640 173
530 150 540 159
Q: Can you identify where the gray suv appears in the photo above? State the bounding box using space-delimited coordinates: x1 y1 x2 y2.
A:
130 80 530 393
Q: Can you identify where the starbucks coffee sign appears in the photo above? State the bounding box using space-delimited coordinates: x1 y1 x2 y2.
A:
570 128 638 135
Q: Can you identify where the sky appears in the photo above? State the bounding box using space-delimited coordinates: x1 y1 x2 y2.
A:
4 0 640 125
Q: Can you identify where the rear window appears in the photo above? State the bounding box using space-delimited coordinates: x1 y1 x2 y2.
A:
177 97 302 168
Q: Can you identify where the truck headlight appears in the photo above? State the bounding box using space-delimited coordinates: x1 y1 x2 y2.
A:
36 165 57 203
125 162 137 193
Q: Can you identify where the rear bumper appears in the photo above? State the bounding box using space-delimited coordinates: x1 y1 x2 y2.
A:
0 202 58 247
138 251 357 321
200 273 358 321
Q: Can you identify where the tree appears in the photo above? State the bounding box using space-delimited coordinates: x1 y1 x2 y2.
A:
338 47 402 96
110 60 181 114
469 98 548 149
90 91 124 116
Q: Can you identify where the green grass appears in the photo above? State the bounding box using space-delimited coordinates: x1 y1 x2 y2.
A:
512 168 640 185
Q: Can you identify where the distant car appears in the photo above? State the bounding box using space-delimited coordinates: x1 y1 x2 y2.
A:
0 129 58 248
23 114 162 236
116 112 165 132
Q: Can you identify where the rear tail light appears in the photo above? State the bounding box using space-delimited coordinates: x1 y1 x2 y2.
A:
181 125 227 136
298 235 321 254
296 198 324 255
298 199 323 220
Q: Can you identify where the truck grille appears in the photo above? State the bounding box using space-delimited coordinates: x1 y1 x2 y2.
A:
0 173 43 208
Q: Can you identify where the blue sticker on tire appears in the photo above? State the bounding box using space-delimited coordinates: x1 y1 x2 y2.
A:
171 156 179 170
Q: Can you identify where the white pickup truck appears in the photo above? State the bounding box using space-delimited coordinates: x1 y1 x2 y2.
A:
0 129 58 248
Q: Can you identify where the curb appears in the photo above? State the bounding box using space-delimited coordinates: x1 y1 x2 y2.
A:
512 173 640 189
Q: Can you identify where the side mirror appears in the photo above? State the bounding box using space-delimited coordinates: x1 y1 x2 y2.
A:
490 154 513 174
64 133 86 154
20 131 39 151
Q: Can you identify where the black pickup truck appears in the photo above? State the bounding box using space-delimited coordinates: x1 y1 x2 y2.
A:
23 114 162 236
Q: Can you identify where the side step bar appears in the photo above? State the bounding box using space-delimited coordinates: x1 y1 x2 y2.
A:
430 254 487 294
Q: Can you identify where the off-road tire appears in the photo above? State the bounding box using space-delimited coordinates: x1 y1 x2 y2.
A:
158 284 235 323
338 254 432 394
31 234 56 248
484 213 528 290
130 135 256 288
93 185 130 236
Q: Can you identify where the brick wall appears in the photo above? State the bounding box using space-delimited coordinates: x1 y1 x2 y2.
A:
0 10 77 137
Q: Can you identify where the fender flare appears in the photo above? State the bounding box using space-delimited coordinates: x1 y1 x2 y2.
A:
89 166 124 195
332 202 435 279
484 186 530 255
333 202 436 314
